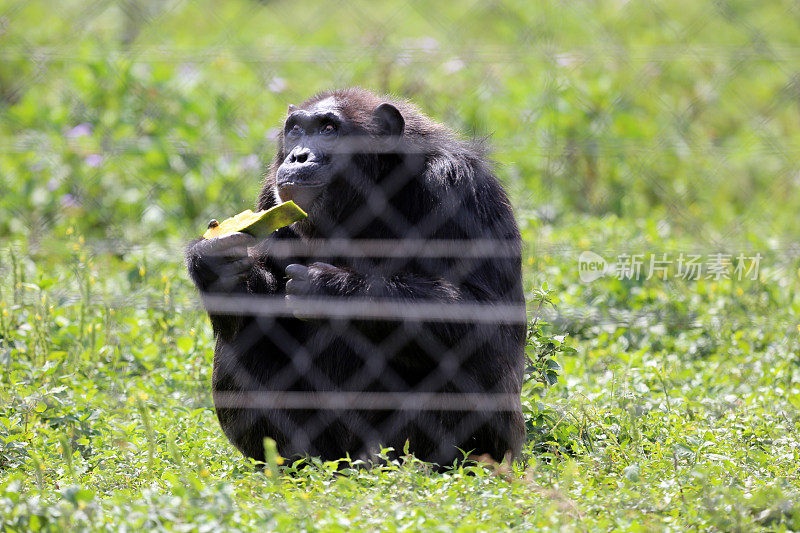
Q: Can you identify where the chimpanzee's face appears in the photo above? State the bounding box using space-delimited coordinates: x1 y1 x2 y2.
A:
274 97 405 214
275 97 352 212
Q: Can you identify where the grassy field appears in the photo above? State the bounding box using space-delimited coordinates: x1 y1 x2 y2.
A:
1 0 800 530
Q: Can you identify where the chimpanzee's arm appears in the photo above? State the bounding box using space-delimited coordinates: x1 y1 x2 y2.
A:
285 262 462 300
185 226 300 341
283 262 479 344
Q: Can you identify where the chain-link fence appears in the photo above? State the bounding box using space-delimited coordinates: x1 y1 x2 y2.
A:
2 0 800 469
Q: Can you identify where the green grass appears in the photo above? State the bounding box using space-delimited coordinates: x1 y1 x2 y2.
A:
2 0 800 530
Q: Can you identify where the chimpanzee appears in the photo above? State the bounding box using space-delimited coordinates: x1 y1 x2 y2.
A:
186 87 526 466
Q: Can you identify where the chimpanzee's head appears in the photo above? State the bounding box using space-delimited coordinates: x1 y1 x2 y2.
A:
272 91 405 214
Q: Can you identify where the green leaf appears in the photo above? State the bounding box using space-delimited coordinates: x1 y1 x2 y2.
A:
176 336 193 353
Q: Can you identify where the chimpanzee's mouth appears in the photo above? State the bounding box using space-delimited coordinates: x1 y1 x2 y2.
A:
277 180 325 188
276 162 326 189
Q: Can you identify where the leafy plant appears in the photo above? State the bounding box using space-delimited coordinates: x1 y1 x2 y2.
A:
524 284 575 389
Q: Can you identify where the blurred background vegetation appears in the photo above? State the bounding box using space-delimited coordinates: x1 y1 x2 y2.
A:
1 1 800 530
2 0 800 243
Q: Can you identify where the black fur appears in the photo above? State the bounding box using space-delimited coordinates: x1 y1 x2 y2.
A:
186 88 526 466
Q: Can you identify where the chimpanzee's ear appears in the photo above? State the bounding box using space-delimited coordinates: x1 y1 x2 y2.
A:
372 103 405 138
287 104 299 115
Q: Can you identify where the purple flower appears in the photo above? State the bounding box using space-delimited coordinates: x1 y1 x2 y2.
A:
178 63 200 86
443 58 464 74
242 154 261 170
85 154 103 167
268 77 287 93
66 123 92 138
60 194 81 208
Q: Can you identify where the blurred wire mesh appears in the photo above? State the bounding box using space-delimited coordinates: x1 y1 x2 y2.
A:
2 0 800 461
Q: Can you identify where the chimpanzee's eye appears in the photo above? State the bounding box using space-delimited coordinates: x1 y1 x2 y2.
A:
321 123 336 135
287 124 302 136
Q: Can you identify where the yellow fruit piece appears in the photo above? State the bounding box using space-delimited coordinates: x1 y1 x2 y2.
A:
202 201 307 239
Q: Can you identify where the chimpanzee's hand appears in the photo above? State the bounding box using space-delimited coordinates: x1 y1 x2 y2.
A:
284 262 337 320
186 232 256 293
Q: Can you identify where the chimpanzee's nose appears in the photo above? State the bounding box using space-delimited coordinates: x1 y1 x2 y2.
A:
288 148 311 164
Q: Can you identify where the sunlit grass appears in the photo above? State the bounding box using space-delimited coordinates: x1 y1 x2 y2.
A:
2 0 800 530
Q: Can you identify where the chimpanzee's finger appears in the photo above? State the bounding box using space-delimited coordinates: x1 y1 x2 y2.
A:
201 257 254 292
285 294 312 321
285 263 309 280
219 257 254 277
308 262 336 272
206 232 255 258
285 276 310 296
